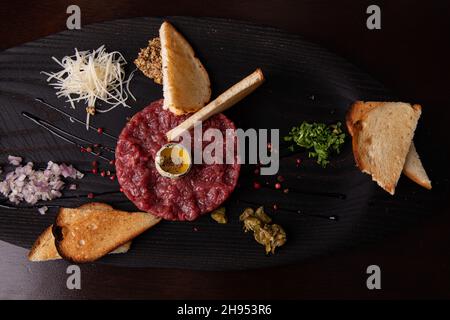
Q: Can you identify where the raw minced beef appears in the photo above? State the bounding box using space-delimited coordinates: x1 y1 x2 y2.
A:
115 99 240 221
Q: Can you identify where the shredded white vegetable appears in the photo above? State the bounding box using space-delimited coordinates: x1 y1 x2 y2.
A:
42 45 136 129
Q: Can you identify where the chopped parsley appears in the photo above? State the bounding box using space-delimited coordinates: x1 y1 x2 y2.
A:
284 121 346 167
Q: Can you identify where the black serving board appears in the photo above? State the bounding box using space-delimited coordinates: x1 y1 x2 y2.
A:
0 17 445 270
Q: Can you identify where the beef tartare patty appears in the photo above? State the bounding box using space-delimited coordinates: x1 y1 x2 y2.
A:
115 99 240 221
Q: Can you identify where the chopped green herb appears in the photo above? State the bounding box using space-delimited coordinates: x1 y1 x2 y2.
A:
284 121 345 167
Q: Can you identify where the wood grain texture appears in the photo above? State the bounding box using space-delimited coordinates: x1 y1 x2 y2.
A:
0 16 447 271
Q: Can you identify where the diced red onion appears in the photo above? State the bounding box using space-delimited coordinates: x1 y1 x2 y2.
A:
0 157 84 206
69 184 77 190
8 155 22 166
38 206 48 215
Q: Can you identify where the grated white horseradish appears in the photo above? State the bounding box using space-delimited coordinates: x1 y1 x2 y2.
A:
42 45 136 129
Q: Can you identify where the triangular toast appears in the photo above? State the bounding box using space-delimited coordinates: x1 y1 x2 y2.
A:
53 203 160 263
350 102 422 194
160 21 211 115
347 101 431 190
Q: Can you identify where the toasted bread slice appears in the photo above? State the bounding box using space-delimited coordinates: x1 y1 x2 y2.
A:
29 203 132 262
351 102 421 194
28 225 132 262
28 226 61 261
347 101 431 190
167 68 265 141
78 202 114 211
346 101 383 136
403 143 432 190
160 21 211 115
53 203 160 263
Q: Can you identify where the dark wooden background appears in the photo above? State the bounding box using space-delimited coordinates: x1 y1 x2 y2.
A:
1 0 450 299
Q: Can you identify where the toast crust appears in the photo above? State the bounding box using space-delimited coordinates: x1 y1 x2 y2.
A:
351 102 421 194
167 68 265 141
347 101 430 191
160 21 211 115
403 169 432 189
53 203 160 263
30 203 115 262
346 101 385 136
28 224 132 262
403 143 432 189
28 226 60 261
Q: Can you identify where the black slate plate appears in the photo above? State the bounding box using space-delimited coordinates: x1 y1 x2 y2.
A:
0 17 443 270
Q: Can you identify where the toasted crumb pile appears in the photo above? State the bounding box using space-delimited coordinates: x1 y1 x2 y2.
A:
134 38 163 84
